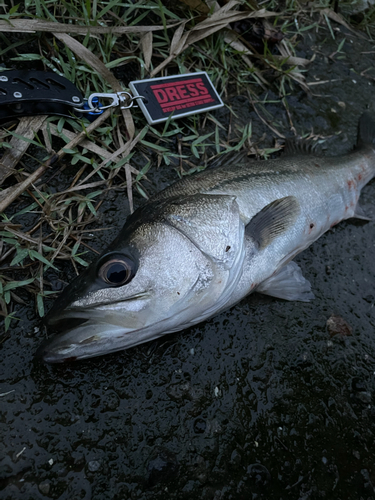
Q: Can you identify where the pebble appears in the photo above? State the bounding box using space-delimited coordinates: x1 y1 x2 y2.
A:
193 418 206 434
88 460 101 472
147 449 179 487
247 463 271 487
356 391 372 404
39 481 50 495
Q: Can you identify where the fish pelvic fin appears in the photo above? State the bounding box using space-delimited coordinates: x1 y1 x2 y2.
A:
245 196 300 250
357 112 375 148
256 261 314 302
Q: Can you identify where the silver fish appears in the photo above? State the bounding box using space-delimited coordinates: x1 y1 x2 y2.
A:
39 113 375 363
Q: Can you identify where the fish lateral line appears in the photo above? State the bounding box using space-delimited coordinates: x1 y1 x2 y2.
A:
38 112 375 363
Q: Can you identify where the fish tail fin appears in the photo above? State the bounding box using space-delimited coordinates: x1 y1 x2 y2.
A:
352 113 375 222
357 112 375 148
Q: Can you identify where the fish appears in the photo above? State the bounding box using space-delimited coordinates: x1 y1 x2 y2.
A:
38 113 375 363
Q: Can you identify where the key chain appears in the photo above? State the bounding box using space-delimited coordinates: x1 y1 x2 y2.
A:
0 70 143 123
0 69 223 124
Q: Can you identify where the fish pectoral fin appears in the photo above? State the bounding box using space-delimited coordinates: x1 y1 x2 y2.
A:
353 204 372 222
245 196 300 250
256 261 314 302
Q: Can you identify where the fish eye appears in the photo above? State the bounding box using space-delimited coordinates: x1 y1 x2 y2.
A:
98 257 135 286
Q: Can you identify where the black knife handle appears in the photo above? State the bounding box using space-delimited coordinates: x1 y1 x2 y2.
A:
0 70 84 122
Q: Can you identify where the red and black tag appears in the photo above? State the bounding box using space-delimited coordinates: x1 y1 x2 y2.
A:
129 72 224 125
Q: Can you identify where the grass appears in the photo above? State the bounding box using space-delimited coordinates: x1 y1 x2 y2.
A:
0 0 374 334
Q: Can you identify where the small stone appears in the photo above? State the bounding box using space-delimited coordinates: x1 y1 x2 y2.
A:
88 460 101 472
73 454 85 467
352 378 366 392
363 294 374 303
182 480 196 493
39 481 50 495
230 449 242 466
147 449 179 487
247 463 271 487
357 391 372 404
327 314 352 337
193 418 206 434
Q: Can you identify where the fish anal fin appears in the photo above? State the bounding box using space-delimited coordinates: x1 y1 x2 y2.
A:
256 261 314 302
246 196 300 250
353 204 372 221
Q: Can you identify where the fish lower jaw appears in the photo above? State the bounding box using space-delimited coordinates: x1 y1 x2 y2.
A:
40 310 205 363
39 322 140 363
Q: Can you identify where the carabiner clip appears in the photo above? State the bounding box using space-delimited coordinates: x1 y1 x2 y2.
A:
87 92 134 111
73 92 147 119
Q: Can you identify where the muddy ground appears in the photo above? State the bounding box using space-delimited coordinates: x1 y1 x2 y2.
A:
2 20 375 500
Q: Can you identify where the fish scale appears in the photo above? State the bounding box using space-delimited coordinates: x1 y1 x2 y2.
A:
156 150 372 223
38 113 375 363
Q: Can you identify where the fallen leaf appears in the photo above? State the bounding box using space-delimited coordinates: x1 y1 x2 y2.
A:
327 314 353 337
141 31 153 72
0 19 179 35
151 3 276 77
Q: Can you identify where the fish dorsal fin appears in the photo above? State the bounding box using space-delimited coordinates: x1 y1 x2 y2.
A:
207 151 249 170
283 137 318 156
256 261 314 302
246 196 300 250
164 194 242 266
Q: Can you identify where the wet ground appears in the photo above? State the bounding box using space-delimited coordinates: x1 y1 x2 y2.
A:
2 21 375 500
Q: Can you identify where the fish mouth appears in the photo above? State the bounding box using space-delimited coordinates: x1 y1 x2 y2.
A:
44 314 89 332
38 294 165 363
38 302 142 363
36 318 141 364
39 289 157 363
45 306 104 329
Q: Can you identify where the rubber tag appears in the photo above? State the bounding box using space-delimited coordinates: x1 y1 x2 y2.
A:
129 72 224 125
